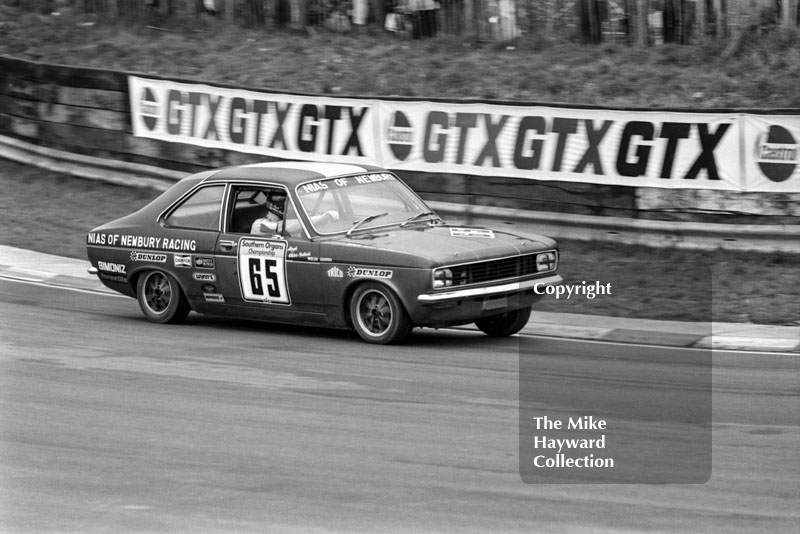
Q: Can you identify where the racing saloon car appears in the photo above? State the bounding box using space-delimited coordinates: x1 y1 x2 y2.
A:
87 162 562 344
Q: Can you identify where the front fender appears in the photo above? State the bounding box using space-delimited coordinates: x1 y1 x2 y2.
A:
336 266 430 326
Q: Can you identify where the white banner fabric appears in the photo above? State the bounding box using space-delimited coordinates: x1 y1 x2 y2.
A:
129 76 800 192
129 76 380 165
377 101 742 190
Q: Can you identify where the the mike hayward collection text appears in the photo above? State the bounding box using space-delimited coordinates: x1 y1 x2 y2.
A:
530 415 615 469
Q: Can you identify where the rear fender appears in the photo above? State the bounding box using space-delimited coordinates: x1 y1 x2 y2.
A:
128 265 190 304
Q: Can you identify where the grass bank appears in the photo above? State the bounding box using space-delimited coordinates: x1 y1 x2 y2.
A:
1 7 799 108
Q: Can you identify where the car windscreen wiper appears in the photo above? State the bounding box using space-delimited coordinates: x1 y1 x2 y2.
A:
400 211 440 227
347 212 388 238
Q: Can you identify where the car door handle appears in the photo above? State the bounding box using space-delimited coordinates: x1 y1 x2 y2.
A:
219 240 237 250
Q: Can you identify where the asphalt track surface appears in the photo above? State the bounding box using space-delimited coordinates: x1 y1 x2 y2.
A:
0 278 798 533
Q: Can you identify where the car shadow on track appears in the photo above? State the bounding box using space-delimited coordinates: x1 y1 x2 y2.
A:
143 312 517 350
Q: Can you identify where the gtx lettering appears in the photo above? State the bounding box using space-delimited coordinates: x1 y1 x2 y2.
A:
419 112 732 180
160 89 368 155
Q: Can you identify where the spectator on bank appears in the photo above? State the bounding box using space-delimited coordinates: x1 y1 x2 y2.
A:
352 0 368 27
274 0 290 27
495 0 519 40
406 0 438 38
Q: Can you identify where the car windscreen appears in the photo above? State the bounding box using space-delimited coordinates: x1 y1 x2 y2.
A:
295 173 430 235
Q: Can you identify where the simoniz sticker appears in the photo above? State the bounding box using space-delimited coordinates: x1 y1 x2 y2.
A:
98 261 126 274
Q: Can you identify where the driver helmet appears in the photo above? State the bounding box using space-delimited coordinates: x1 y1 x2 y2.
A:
265 192 286 221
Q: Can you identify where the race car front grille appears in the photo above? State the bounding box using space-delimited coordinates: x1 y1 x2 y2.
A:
449 253 545 286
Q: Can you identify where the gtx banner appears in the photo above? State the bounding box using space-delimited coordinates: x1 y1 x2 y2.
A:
129 76 379 165
379 101 743 190
129 76 800 192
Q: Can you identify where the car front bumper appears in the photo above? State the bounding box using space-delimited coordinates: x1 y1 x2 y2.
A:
410 274 563 327
417 274 562 303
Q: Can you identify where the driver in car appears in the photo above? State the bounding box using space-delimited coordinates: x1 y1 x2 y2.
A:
250 193 287 235
251 193 339 235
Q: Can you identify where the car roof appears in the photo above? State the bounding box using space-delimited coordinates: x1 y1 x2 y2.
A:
203 161 387 188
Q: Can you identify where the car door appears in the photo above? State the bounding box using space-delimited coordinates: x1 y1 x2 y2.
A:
215 183 324 323
157 182 227 312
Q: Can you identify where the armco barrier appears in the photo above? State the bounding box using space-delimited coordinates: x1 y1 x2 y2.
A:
1 55 799 226
3 133 799 253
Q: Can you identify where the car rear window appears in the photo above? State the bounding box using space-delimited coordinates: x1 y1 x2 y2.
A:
164 184 225 230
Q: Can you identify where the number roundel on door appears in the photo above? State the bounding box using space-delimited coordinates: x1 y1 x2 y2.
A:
237 237 291 304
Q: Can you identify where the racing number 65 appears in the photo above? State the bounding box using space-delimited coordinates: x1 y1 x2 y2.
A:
238 240 290 304
249 258 280 298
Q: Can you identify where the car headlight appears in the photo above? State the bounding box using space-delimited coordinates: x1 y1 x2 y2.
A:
536 251 557 272
433 268 453 288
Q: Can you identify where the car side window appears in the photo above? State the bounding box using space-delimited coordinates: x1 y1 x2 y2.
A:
227 186 288 235
164 185 225 230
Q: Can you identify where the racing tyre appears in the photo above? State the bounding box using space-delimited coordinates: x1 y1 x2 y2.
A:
350 283 411 344
474 306 532 337
137 270 191 324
